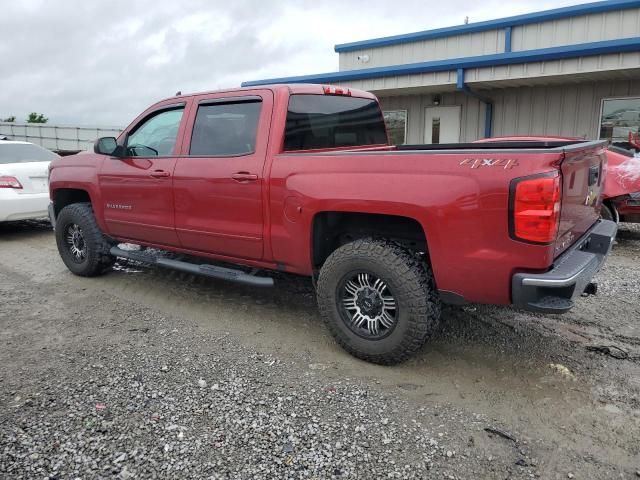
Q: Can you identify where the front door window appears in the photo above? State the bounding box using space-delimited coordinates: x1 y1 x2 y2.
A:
127 108 184 156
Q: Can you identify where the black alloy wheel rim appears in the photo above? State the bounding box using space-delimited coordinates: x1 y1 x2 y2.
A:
338 271 398 340
64 223 87 263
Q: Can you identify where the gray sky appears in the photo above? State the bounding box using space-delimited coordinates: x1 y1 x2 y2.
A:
1 0 584 127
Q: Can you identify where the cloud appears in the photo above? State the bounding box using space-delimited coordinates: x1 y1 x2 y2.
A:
0 0 583 127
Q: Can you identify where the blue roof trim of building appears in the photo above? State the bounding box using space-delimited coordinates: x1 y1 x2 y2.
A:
333 0 640 52
504 26 512 53
241 36 640 87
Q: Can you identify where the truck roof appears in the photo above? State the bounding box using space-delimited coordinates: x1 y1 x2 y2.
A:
151 84 377 110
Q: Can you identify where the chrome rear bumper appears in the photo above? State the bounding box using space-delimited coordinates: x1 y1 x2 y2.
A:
512 220 617 313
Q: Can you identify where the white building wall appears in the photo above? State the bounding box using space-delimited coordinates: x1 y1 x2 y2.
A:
336 70 458 94
338 7 640 72
377 78 640 143
337 52 640 95
490 78 640 139
339 30 504 71
512 8 640 51
464 52 640 85
378 93 485 144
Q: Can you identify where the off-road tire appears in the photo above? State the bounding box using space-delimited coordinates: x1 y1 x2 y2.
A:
55 203 115 276
317 238 441 365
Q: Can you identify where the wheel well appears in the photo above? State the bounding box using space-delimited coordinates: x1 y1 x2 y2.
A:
312 212 428 268
52 188 91 216
602 199 620 223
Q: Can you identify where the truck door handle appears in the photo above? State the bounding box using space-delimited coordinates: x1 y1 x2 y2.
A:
150 170 171 178
231 172 258 182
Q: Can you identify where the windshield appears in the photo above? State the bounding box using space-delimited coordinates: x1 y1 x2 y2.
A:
0 143 58 163
284 95 388 151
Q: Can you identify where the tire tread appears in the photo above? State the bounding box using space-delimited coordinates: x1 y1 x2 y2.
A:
317 238 441 365
55 203 114 277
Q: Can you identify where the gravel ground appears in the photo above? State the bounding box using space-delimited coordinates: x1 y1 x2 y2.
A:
1 220 639 479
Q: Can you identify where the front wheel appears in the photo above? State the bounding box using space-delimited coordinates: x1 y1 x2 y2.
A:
55 203 115 276
317 239 441 365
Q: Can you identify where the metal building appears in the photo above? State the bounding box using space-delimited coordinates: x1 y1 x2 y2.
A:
243 0 640 146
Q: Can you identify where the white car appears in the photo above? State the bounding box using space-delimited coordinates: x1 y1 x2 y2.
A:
0 140 58 222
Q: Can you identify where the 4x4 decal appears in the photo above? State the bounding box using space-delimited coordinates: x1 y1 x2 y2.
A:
460 158 519 169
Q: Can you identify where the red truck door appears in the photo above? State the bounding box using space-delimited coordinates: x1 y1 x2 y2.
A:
99 103 188 246
172 91 272 260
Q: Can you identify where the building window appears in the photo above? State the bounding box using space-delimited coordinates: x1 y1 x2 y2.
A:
431 117 441 144
383 110 407 145
599 97 640 146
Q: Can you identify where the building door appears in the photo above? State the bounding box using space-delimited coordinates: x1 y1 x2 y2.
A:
424 106 461 143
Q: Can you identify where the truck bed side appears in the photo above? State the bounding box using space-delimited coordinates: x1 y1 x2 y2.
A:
268 142 606 306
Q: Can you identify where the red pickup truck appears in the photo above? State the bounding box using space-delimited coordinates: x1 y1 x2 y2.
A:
48 84 617 364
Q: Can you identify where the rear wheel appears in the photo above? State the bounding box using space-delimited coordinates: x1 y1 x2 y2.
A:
55 203 115 276
317 239 441 365
600 203 616 222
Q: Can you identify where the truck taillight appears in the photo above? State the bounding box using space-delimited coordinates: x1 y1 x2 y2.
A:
510 173 561 244
0 176 22 189
323 86 351 96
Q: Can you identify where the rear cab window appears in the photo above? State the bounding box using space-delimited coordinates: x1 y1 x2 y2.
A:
284 95 389 151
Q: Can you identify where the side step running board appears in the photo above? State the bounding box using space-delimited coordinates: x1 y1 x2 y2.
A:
109 246 274 287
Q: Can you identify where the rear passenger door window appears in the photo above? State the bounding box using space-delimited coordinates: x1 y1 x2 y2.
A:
189 99 262 156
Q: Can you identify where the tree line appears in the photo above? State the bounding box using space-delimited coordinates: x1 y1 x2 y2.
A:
2 113 48 123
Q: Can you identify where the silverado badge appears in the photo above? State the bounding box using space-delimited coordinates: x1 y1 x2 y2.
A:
106 203 132 210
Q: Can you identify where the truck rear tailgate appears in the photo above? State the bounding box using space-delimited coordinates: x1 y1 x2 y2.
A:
555 141 608 256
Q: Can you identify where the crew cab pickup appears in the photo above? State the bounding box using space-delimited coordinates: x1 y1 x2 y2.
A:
48 84 617 364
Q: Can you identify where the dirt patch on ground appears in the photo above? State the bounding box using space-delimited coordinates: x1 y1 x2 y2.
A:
1 220 639 479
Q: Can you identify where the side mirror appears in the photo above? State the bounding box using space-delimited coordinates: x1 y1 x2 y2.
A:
94 137 119 156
